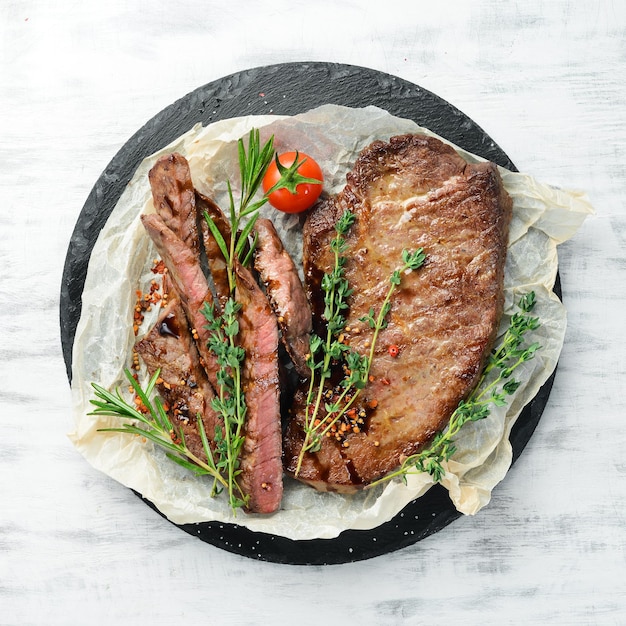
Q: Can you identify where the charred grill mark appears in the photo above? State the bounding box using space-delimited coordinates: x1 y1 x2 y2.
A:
149 152 199 254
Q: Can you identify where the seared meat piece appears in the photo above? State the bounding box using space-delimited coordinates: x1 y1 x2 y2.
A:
140 213 221 393
283 134 512 492
234 260 283 514
254 218 313 379
148 153 200 254
135 288 221 461
196 191 232 309
144 152 283 513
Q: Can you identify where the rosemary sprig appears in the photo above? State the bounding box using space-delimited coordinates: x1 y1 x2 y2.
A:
371 291 542 486
93 369 227 495
295 211 426 475
204 129 322 289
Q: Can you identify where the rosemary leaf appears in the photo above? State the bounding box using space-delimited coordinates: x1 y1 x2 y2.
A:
203 210 230 262
99 424 183 456
235 212 261 257
166 453 213 476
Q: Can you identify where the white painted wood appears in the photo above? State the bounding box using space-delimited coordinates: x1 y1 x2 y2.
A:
1 0 624 623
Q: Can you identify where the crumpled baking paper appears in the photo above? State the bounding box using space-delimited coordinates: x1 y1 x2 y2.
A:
68 105 593 539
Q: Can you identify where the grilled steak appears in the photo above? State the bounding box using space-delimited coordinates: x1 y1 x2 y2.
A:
254 218 313 379
234 260 283 514
283 134 512 492
149 153 199 254
142 153 283 513
135 285 221 461
140 213 221 393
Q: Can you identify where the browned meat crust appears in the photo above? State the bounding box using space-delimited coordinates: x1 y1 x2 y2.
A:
254 218 313 379
283 134 512 492
148 153 199 254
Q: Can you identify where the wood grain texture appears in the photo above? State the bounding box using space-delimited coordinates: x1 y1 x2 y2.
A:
1 0 624 624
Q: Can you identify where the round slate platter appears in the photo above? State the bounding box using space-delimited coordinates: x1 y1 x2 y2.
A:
60 62 559 565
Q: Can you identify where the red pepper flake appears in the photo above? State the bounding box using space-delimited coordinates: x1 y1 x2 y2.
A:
388 345 400 358
151 259 166 274
131 258 167 336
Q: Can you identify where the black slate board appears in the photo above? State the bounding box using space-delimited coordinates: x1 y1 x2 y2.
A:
60 62 558 565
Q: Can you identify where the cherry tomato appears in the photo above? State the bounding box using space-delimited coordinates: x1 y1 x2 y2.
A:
262 151 324 213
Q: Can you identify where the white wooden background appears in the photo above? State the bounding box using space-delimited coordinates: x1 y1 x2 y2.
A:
1 1 624 624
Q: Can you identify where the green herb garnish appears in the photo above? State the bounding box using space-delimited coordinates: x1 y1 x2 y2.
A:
201 298 249 510
371 291 542 486
294 209 426 475
91 369 227 496
93 129 323 513
203 129 321 287
198 129 323 509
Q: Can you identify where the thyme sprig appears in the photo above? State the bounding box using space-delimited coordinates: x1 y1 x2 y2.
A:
359 248 427 378
295 211 426 475
202 299 249 510
371 291 542 486
296 211 356 471
92 369 227 495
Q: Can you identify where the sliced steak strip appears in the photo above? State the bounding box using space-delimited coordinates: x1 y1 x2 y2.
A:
140 213 221 393
148 153 199 254
135 289 221 462
254 218 313 379
284 134 512 492
196 190 232 309
233 259 283 514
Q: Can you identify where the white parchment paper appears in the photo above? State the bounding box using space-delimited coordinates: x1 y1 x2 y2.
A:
69 105 593 539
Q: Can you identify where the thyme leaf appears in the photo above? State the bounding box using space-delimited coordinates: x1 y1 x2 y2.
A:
201 299 249 511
